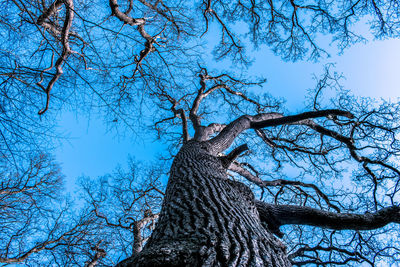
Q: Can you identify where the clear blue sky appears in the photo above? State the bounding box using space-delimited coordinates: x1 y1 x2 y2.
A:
55 33 400 192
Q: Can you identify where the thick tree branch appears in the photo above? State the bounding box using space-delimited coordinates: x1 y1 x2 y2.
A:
153 90 190 142
190 70 228 140
37 0 74 115
220 144 248 168
207 109 352 155
251 109 354 129
177 109 189 142
206 113 281 154
202 123 226 140
255 201 400 233
109 0 145 26
131 213 159 254
190 72 207 137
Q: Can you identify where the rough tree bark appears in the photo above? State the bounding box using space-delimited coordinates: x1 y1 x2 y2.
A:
117 140 290 266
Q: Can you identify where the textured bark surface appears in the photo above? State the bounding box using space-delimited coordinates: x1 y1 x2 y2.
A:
118 141 290 266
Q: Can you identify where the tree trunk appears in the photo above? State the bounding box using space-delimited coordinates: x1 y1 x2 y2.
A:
117 141 290 266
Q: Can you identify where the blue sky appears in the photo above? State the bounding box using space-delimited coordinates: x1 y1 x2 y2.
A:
55 34 400 192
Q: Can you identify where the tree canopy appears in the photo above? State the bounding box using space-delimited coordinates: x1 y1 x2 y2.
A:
1 0 400 266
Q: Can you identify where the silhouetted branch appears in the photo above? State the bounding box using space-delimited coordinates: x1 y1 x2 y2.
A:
207 109 353 154
256 201 400 232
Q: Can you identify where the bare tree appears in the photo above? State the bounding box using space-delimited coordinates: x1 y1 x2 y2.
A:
115 67 400 266
0 0 399 266
78 159 165 266
0 153 97 265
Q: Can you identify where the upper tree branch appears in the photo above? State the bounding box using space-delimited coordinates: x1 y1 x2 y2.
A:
189 72 208 137
177 109 189 142
251 109 354 129
152 90 189 142
190 69 231 140
190 68 266 141
37 0 63 27
206 109 353 155
200 0 244 60
110 0 156 79
36 0 75 114
109 0 145 26
256 200 400 233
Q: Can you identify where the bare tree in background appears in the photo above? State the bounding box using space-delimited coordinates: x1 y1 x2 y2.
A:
78 160 165 266
0 153 98 266
199 0 400 61
0 0 400 266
